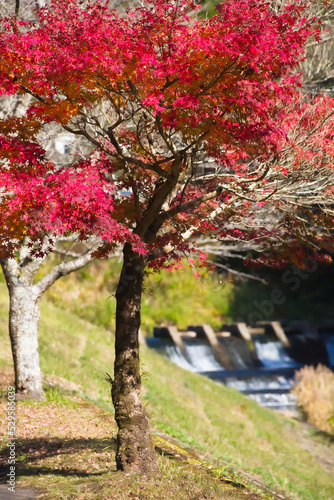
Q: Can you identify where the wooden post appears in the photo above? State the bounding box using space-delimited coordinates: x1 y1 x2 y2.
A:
270 321 290 348
236 322 252 342
201 324 233 369
167 326 188 359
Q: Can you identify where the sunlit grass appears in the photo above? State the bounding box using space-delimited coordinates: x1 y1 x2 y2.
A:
0 279 334 499
40 258 233 332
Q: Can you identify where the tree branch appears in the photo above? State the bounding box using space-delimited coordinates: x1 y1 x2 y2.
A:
33 250 96 299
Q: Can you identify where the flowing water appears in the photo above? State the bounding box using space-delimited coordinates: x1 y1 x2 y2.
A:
147 330 332 411
164 344 196 371
183 339 224 371
253 339 297 367
225 375 296 410
164 339 223 372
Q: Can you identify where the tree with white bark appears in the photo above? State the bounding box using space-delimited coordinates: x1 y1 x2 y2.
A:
0 237 101 399
1 0 334 474
0 3 98 399
0 0 141 405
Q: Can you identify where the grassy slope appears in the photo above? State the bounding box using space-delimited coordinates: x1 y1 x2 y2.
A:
0 386 252 500
0 281 333 499
36 258 234 332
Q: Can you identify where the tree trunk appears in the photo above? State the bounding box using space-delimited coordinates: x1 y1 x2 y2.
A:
1 241 97 401
112 243 158 473
8 284 44 400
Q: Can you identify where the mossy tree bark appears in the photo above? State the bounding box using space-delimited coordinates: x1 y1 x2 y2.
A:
112 243 158 473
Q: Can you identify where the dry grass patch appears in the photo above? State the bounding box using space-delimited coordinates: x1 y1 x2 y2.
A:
292 365 334 434
0 381 267 500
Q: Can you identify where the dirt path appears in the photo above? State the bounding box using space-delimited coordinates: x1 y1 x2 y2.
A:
0 485 35 500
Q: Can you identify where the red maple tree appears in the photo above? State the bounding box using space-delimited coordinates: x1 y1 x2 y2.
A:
1 0 334 472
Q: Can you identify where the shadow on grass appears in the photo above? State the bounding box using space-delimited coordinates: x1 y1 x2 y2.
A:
0 437 117 481
297 420 334 443
17 467 106 478
309 428 334 443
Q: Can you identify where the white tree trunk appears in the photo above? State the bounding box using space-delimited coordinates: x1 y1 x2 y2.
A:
9 284 44 400
1 240 97 400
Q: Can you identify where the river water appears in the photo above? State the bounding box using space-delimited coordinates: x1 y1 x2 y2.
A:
148 335 303 411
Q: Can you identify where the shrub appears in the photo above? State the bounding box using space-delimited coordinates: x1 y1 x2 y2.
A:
292 364 334 434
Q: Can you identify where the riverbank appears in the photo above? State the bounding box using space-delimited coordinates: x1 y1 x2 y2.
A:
0 281 334 499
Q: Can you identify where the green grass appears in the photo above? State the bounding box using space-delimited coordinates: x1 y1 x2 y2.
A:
0 279 334 499
1 389 252 500
41 258 234 332
143 349 334 500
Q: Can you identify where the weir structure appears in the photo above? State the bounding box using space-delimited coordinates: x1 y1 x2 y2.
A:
146 320 334 409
